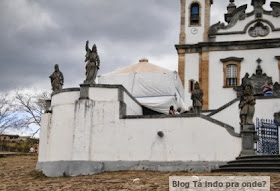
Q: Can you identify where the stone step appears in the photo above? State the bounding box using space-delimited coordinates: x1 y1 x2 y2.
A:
219 162 280 168
236 155 280 160
228 158 280 164
212 167 280 172
213 155 280 172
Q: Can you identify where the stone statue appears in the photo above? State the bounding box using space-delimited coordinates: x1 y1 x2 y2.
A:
84 40 100 84
234 63 274 96
191 82 203 114
49 64 64 91
241 73 250 88
250 63 272 95
239 84 256 126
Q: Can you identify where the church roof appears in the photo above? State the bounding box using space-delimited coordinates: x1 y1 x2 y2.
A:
103 58 171 75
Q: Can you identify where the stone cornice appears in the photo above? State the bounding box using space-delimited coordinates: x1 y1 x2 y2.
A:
175 38 280 53
51 88 80 96
220 57 244 63
275 56 280 60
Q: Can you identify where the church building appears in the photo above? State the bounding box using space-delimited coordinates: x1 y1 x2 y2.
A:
176 0 280 110
36 0 280 177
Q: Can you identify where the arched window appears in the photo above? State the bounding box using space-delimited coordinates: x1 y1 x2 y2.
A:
226 64 237 86
190 3 200 25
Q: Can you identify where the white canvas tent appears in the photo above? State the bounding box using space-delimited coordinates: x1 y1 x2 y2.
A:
98 58 187 114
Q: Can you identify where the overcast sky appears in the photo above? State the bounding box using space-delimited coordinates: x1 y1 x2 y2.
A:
0 0 274 92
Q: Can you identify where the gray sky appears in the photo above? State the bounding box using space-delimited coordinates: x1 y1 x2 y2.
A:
0 0 272 92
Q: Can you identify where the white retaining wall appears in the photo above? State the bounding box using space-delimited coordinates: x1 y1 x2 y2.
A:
38 86 241 164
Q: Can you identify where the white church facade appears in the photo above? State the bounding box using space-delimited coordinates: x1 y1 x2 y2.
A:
177 0 280 110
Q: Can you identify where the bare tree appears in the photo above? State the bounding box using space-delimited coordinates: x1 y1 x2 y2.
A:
14 91 50 137
0 95 19 135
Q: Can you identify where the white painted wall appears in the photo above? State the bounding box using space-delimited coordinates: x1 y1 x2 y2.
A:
208 48 280 109
88 88 118 101
38 113 51 162
39 86 242 164
47 91 80 161
123 91 143 115
212 98 280 134
89 115 240 161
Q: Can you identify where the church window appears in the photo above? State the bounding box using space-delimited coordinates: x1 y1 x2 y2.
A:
189 79 195 92
220 57 243 88
190 3 200 25
226 64 237 86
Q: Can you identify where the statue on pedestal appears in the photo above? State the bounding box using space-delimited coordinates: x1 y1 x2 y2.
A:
49 64 64 91
239 84 256 126
84 40 100 84
249 62 272 95
191 82 203 114
241 73 250 88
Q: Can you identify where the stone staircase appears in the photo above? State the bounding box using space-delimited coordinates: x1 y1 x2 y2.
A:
212 155 280 172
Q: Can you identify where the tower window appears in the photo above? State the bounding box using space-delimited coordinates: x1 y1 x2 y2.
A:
190 3 200 25
226 64 237 86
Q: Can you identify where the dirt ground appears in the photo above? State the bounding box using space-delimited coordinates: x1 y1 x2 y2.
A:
0 154 280 191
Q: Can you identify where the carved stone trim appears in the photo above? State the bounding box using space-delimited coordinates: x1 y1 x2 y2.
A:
209 1 280 36
210 19 279 36
264 2 280 17
270 2 280 17
244 19 279 33
220 57 244 63
248 22 269 37
209 5 247 34
251 0 266 18
175 38 280 53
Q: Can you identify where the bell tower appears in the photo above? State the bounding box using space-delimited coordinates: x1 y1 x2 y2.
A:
179 0 213 44
178 0 213 110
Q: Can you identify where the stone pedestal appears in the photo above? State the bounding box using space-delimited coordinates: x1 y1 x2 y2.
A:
239 125 258 157
80 84 90 99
